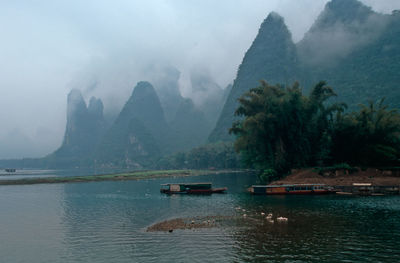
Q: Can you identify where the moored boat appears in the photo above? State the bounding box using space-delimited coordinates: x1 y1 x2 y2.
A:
249 184 335 195
160 183 227 194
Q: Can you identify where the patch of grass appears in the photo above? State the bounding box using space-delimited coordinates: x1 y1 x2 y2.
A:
0 169 242 186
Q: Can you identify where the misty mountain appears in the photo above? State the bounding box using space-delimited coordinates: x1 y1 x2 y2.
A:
209 12 298 142
37 74 229 168
147 66 228 151
50 90 106 161
169 98 211 151
4 0 399 169
297 0 387 67
94 81 170 168
91 75 231 167
300 0 400 109
189 71 226 127
209 0 400 142
150 65 185 123
150 65 226 130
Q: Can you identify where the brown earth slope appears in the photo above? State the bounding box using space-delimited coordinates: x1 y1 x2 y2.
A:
272 168 400 186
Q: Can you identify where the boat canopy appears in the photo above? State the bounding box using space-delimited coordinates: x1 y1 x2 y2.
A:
161 182 212 186
252 183 326 188
160 183 212 190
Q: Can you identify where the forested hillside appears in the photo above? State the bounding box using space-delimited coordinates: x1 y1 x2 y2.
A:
210 0 400 142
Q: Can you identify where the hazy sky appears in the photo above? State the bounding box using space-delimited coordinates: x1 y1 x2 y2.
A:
0 0 399 158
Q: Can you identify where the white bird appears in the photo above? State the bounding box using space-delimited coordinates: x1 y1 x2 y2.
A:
261 212 265 216
277 217 288 222
243 214 247 217
266 213 273 219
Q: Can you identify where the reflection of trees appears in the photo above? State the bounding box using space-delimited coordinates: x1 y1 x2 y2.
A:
230 196 400 262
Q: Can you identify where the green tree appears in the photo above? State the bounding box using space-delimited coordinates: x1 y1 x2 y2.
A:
229 81 345 177
156 142 241 170
332 99 400 166
231 80 400 179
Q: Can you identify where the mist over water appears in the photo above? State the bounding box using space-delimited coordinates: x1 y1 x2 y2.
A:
0 0 399 158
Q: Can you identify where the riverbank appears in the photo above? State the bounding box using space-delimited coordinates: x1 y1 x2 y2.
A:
0 169 248 186
271 168 400 186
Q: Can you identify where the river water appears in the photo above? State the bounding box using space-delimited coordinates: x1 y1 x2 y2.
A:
0 172 399 262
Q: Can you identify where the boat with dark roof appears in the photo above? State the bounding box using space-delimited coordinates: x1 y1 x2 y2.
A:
160 183 227 194
249 184 335 195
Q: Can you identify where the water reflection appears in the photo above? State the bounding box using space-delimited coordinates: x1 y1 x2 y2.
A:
0 172 399 262
0 184 67 263
59 172 256 262
230 195 400 262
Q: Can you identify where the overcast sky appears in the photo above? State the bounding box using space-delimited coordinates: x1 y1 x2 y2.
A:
0 0 399 159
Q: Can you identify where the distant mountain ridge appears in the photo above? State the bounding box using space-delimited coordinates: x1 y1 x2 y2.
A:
49 90 105 164
2 0 399 169
43 77 228 168
93 81 168 168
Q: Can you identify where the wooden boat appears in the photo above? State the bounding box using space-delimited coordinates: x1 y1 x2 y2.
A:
160 183 227 194
249 184 335 195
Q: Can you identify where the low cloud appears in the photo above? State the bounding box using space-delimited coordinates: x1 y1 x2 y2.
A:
0 0 399 158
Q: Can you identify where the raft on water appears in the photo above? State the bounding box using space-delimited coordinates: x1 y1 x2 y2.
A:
160 182 227 194
334 183 400 195
249 184 335 195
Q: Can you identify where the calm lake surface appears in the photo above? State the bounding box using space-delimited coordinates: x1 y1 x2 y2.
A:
0 172 399 262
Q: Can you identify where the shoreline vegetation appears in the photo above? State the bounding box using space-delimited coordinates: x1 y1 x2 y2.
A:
1 167 399 188
230 81 400 183
0 169 249 186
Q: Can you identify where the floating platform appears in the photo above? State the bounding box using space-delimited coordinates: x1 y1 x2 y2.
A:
249 184 335 195
334 184 400 195
160 183 227 194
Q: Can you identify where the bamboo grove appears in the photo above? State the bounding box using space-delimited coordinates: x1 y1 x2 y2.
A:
230 81 400 178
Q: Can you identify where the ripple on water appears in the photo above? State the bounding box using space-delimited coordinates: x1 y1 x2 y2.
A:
1 174 400 262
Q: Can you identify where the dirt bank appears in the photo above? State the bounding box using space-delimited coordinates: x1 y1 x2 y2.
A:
271 168 400 186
